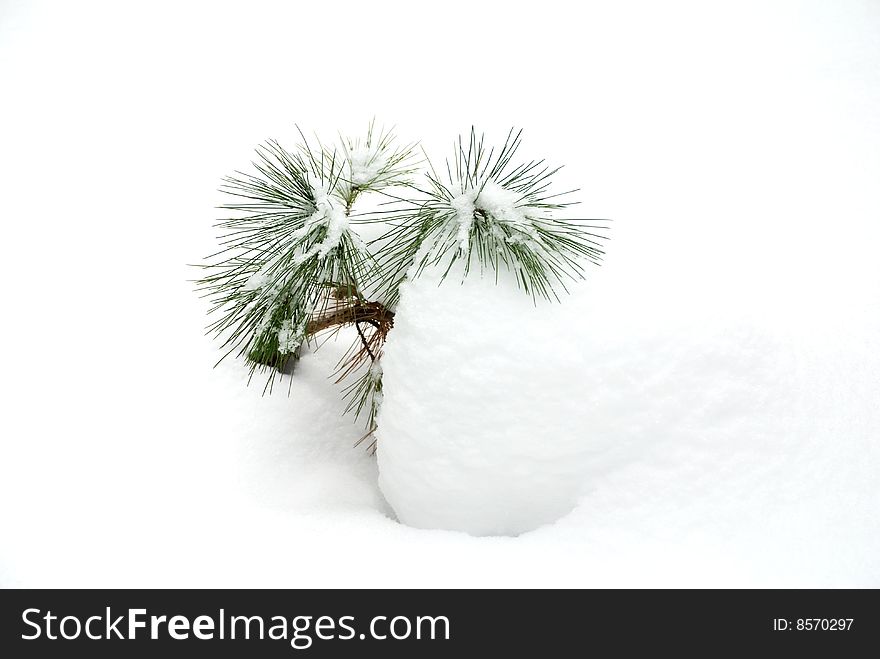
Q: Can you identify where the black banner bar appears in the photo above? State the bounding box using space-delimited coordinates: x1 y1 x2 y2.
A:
1 589 877 656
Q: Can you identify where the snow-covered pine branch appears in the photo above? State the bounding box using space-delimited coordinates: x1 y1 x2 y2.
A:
196 123 609 441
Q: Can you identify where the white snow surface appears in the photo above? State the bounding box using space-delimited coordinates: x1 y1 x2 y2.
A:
1 0 879 587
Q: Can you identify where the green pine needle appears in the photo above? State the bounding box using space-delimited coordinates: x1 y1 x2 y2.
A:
370 128 610 308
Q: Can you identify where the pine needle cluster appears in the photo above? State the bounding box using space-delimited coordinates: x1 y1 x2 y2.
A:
196 123 609 440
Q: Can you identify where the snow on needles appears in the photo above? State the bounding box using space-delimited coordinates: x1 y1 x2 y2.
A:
242 252 283 292
242 180 353 290
240 178 357 350
450 188 477 252
294 179 352 264
347 145 389 187
449 181 537 253
277 317 307 354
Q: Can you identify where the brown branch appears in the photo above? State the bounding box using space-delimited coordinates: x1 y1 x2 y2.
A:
306 300 394 335
354 321 375 361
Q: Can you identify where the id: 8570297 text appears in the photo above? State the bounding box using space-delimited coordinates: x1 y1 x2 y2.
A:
772 618 853 631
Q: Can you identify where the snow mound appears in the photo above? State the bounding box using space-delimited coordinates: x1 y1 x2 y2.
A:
376 252 819 537
377 262 597 535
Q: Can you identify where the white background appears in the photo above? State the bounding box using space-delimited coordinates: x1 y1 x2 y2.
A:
1 0 878 586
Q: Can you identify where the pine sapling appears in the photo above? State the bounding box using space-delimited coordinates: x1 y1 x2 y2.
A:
195 123 608 449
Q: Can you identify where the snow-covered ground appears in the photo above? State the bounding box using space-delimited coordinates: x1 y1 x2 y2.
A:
1 0 878 587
